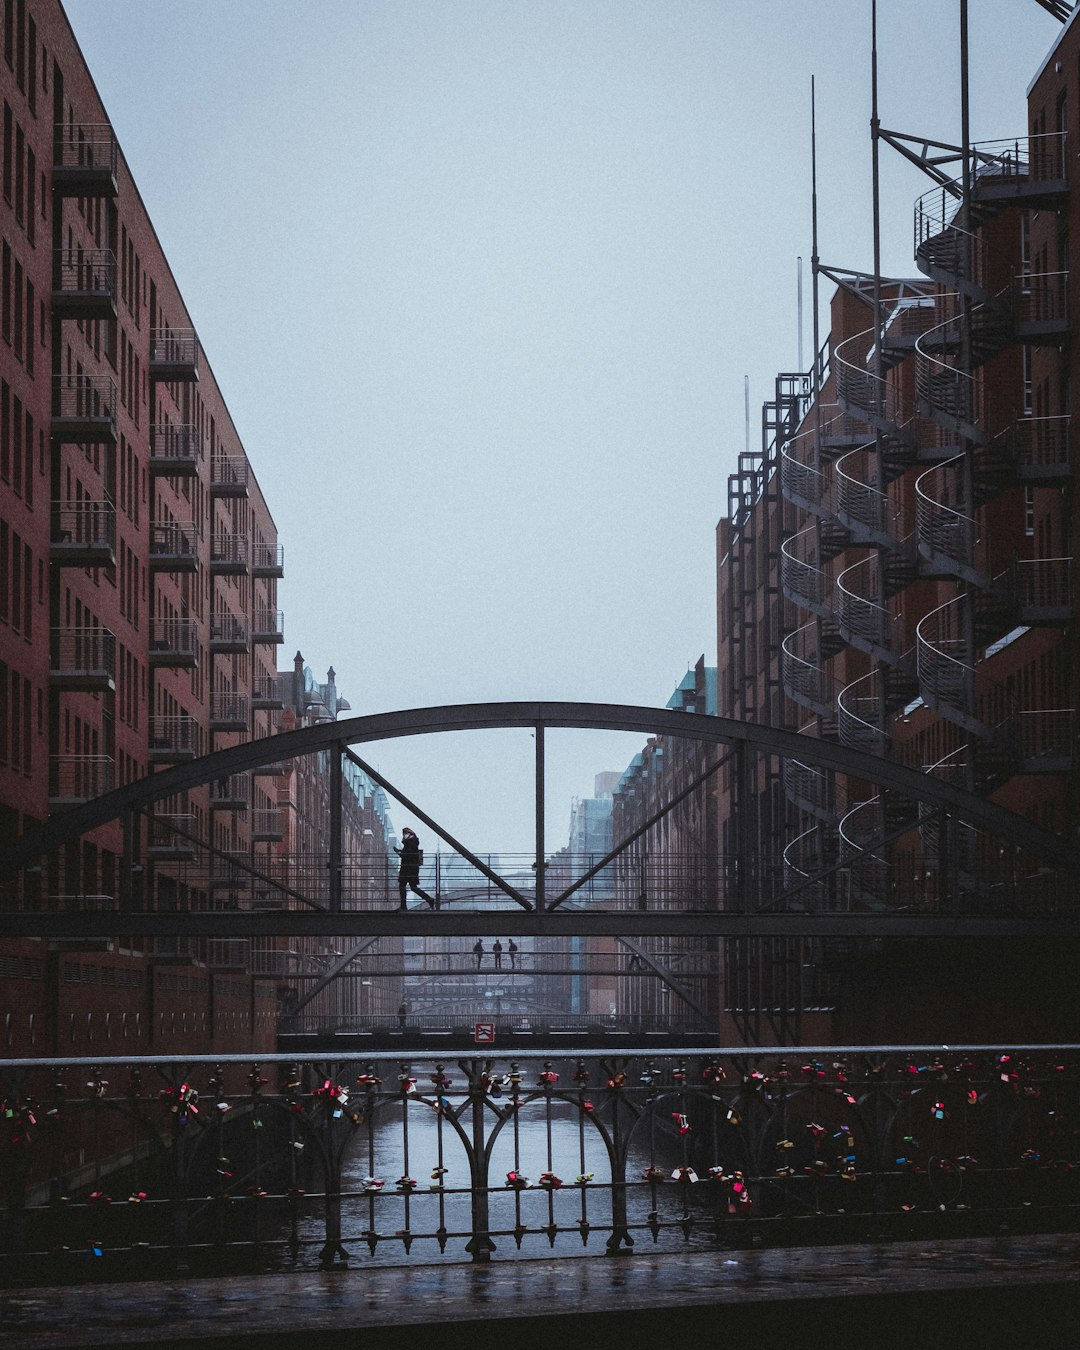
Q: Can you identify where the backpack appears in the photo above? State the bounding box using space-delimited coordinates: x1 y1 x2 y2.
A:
417 849 424 864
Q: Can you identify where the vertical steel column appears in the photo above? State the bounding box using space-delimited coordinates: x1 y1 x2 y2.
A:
465 1059 495 1262
534 722 545 916
329 743 342 914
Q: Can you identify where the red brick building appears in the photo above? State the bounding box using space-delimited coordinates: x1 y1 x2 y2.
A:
0 0 308 1057
714 13 1080 1045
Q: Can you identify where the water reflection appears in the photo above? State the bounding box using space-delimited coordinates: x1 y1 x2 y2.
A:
297 1098 710 1264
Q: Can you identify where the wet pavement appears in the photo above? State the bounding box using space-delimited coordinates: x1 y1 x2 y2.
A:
2 1232 1079 1349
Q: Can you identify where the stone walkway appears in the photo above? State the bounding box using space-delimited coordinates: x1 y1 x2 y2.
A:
2 1233 1079 1349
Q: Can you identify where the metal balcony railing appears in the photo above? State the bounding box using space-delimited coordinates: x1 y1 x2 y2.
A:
252 807 285 840
50 500 116 567
149 520 198 569
1017 709 1074 766
781 758 836 822
252 608 284 643
210 456 250 496
252 676 284 709
207 938 251 969
1014 271 1069 331
149 616 199 666
52 122 118 194
149 328 199 380
210 534 249 572
837 676 888 759
49 755 114 802
835 447 893 540
209 775 249 811
780 526 826 613
252 542 285 576
836 556 899 658
837 796 891 902
52 248 117 318
780 622 834 717
1004 557 1072 617
970 131 1068 188
149 423 202 475
49 627 116 688
1008 414 1071 480
52 374 117 442
146 814 198 859
148 715 203 761
915 458 976 577
210 692 249 730
8 1045 1076 1281
916 598 1017 742
832 326 909 431
210 612 249 651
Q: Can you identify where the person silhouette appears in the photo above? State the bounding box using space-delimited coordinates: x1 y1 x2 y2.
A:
394 828 435 909
492 940 503 969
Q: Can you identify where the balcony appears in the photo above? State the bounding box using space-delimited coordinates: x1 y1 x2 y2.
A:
49 755 114 806
148 715 203 764
210 456 250 498
1014 271 1069 342
917 598 1015 743
149 617 199 668
52 248 117 320
210 691 250 732
252 676 284 711
779 525 830 620
50 500 116 568
781 756 837 824
252 607 284 644
210 534 249 576
149 328 200 382
780 622 836 720
52 122 118 196
252 541 285 578
252 760 285 779
49 627 116 691
835 556 902 662
207 938 251 971
207 848 251 888
252 807 285 841
915 458 979 584
1017 709 1074 773
149 424 202 477
149 520 199 572
210 775 249 812
146 814 198 862
210 612 249 654
52 374 117 445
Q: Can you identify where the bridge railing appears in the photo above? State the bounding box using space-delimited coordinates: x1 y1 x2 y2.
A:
7 849 1076 917
2 1045 1078 1284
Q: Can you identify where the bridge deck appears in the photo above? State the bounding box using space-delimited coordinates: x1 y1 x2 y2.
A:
2 1234 1077 1349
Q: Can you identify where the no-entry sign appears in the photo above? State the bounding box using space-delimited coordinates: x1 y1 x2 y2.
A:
474 1022 495 1044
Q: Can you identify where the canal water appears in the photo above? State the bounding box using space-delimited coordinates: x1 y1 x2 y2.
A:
296 1097 717 1265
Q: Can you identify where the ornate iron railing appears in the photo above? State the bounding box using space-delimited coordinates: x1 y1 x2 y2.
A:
2 1046 1078 1285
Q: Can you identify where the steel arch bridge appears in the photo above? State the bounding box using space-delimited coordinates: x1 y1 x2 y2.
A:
2 701 1077 949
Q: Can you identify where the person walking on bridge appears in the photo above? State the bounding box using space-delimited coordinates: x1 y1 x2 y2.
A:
473 940 484 969
395 827 436 909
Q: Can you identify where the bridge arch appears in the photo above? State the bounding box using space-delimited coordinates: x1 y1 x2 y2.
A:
1 700 1075 871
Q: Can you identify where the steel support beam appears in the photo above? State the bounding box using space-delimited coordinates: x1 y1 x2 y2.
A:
5 911 1078 940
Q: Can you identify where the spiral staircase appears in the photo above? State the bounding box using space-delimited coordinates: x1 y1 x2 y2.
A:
778 131 1072 911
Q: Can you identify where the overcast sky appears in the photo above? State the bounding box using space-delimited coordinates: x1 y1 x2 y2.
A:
62 0 1065 853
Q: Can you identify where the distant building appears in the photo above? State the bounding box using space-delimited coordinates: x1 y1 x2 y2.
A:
610 658 718 1031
